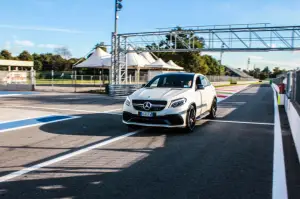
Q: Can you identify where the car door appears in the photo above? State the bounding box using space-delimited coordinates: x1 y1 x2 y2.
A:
199 75 210 112
203 76 216 109
194 75 203 116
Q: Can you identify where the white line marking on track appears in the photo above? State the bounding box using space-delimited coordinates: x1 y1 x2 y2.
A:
0 116 81 133
271 84 288 199
0 94 22 98
3 105 122 115
202 119 274 126
0 129 143 183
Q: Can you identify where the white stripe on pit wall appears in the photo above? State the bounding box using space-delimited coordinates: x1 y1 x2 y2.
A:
0 129 143 183
271 84 288 199
3 105 122 115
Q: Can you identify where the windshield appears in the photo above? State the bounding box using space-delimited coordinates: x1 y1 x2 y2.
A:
145 74 194 88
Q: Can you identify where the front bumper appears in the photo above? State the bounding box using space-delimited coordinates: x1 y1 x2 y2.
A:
122 111 186 128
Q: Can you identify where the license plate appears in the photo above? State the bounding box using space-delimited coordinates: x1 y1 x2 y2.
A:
139 112 155 117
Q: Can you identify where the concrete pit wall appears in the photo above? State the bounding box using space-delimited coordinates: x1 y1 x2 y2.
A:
0 84 34 91
284 95 300 162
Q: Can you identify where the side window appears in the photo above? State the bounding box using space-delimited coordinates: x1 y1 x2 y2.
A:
200 76 208 87
205 77 211 86
195 76 201 86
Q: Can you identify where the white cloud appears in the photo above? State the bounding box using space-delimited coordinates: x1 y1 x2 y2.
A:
271 44 277 48
0 24 86 34
248 55 263 60
14 40 35 47
37 44 64 49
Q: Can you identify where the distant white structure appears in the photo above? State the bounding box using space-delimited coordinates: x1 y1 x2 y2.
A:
145 58 174 70
0 60 34 85
0 60 34 71
167 60 184 71
127 47 150 67
140 52 156 63
74 48 111 68
74 47 185 73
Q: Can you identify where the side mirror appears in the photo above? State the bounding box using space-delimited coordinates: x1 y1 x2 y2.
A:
141 84 146 87
196 84 205 90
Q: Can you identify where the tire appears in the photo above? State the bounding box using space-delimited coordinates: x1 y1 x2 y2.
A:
183 105 196 133
208 98 217 119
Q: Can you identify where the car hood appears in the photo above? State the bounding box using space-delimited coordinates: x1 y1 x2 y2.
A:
130 88 189 101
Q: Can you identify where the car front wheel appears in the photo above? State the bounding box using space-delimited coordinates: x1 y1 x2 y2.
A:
208 99 217 119
184 105 196 133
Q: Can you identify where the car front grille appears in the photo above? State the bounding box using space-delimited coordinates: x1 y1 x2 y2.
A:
123 112 184 125
132 100 167 112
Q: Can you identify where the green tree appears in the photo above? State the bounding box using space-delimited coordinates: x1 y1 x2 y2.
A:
272 67 286 78
54 47 72 60
0 50 12 59
262 66 271 74
18 50 33 61
34 60 43 71
253 68 261 79
147 27 223 75
259 73 267 80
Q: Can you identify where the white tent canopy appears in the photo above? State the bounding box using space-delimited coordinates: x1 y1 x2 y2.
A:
145 58 173 70
74 48 111 68
140 52 156 63
74 47 184 71
167 60 184 70
127 47 150 67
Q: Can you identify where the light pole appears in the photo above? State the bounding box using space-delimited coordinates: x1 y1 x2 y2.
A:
219 43 225 75
247 58 250 71
111 0 123 84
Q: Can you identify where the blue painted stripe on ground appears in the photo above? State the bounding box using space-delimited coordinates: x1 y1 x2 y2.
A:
0 115 73 131
0 91 37 95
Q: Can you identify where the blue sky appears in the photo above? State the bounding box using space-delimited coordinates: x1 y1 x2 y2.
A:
1 0 300 70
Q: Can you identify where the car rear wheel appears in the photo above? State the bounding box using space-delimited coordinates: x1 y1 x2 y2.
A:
208 99 217 119
183 105 196 133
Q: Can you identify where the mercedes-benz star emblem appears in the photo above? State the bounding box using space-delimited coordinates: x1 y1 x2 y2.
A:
143 102 152 111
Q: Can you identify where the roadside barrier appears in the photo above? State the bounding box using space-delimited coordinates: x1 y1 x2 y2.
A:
108 84 142 96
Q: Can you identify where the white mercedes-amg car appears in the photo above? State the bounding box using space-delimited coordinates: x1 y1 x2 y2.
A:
122 73 217 132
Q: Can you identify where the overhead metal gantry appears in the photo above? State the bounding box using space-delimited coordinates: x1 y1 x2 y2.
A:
110 23 300 84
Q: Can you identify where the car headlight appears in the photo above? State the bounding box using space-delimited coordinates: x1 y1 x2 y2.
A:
169 98 187 108
125 97 131 106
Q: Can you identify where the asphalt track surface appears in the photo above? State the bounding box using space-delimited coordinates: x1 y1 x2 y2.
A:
0 85 275 199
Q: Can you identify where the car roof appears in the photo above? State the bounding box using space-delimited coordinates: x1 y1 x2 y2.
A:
157 72 194 76
156 72 204 77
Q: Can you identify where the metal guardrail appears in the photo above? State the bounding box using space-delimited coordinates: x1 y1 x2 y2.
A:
108 84 142 97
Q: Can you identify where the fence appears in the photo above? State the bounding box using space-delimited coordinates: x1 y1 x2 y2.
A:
35 71 150 93
34 70 256 93
206 75 254 82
